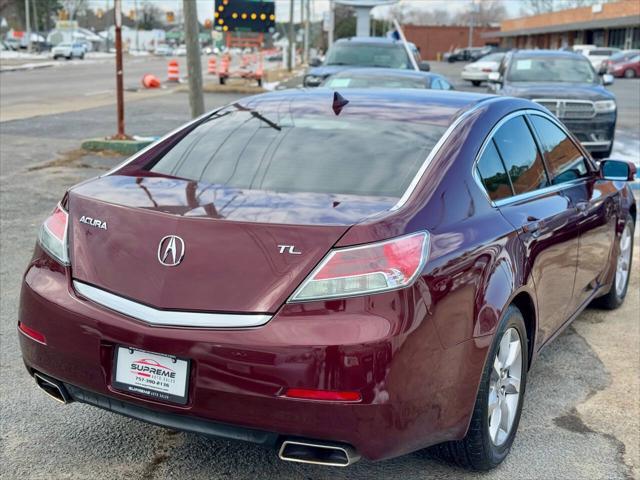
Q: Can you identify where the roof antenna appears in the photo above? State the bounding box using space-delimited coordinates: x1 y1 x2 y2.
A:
332 91 349 115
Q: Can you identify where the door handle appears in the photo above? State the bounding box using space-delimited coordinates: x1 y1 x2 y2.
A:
523 218 542 238
576 201 589 215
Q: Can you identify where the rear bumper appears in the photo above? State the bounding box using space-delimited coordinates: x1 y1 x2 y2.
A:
461 71 489 81
18 249 488 461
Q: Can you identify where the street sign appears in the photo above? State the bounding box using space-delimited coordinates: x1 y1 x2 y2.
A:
214 0 275 33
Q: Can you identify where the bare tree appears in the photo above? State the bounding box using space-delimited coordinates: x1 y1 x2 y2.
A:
61 0 87 19
521 0 615 15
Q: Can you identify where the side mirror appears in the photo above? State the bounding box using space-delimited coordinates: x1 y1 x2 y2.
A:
418 61 430 72
600 159 636 181
602 73 614 86
309 57 322 67
488 71 502 83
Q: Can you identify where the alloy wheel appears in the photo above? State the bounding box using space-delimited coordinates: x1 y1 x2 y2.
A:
488 327 523 446
615 223 633 297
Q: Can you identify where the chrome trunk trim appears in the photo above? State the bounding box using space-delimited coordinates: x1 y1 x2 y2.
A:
73 281 271 328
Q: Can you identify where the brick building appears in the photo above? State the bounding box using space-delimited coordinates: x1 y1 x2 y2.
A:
492 1 640 50
403 25 500 60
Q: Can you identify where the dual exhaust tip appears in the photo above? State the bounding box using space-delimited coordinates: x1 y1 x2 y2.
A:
278 439 360 467
33 372 359 467
34 372 71 404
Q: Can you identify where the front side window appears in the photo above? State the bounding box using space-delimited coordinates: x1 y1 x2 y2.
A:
492 116 549 195
476 140 513 201
529 115 588 184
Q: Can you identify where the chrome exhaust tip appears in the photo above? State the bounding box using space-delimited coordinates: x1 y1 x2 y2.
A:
278 439 360 467
34 373 71 404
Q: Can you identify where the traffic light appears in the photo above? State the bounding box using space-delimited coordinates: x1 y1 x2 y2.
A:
214 0 275 33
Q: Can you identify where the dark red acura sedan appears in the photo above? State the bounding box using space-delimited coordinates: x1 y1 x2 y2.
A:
18 89 636 470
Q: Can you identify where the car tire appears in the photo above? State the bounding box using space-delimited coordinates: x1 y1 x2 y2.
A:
472 80 481 87
592 214 634 310
66 55 71 60
53 55 59 60
79 53 85 60
624 69 636 78
430 304 528 471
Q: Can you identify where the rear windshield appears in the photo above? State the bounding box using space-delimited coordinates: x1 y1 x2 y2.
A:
147 105 446 198
324 74 426 89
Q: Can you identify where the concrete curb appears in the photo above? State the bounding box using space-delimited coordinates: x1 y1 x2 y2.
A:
81 138 155 155
0 62 57 73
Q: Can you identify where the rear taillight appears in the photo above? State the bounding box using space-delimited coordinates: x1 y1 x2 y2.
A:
38 203 69 265
289 232 429 302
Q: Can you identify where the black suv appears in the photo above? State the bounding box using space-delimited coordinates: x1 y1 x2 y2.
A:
489 50 616 158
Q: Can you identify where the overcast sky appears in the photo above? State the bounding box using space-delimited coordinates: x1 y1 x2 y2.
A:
86 0 526 23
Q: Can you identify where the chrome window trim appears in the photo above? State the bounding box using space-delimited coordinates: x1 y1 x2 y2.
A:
472 109 592 208
391 97 502 211
73 281 271 328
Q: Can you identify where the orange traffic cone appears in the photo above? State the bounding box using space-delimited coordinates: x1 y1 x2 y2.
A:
167 60 180 82
141 74 161 89
207 57 217 75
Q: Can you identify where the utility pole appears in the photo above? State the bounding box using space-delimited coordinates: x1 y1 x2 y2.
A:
304 0 310 64
25 0 31 53
183 0 204 118
328 0 334 49
287 0 295 71
299 0 304 63
468 0 475 48
113 0 128 139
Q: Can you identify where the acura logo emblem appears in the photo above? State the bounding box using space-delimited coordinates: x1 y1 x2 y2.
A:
157 235 185 267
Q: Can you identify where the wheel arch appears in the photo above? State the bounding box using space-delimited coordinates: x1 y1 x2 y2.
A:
509 291 537 370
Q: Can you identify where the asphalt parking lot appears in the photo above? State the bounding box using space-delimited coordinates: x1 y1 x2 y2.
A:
0 58 639 479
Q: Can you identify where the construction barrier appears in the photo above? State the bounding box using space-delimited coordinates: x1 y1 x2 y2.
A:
167 60 180 82
207 57 217 75
141 74 161 89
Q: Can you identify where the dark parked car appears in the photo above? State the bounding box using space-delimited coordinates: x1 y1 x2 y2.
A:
321 68 454 90
304 37 430 87
607 52 640 78
19 89 635 471
489 50 617 158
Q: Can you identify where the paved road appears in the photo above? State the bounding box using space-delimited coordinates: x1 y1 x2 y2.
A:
0 61 639 479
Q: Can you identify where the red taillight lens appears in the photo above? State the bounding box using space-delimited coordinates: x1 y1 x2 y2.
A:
284 388 361 402
481 68 492 72
289 232 429 302
18 322 47 344
39 204 69 265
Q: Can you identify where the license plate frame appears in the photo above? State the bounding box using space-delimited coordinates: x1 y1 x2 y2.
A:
112 346 190 405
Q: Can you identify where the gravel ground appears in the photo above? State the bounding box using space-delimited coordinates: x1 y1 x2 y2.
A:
0 89 638 480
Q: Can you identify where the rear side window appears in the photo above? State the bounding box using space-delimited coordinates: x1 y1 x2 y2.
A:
476 140 513 201
529 115 588 185
148 106 447 198
493 116 549 195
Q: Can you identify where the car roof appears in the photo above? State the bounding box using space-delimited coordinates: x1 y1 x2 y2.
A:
330 68 438 79
240 88 497 127
335 36 416 49
511 49 588 59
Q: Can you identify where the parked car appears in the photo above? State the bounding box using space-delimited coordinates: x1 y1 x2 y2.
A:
445 47 487 63
321 68 454 90
154 44 173 56
51 42 85 60
304 37 430 87
462 52 506 86
605 50 640 77
18 89 636 471
173 45 187 56
489 50 616 158
576 46 621 71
